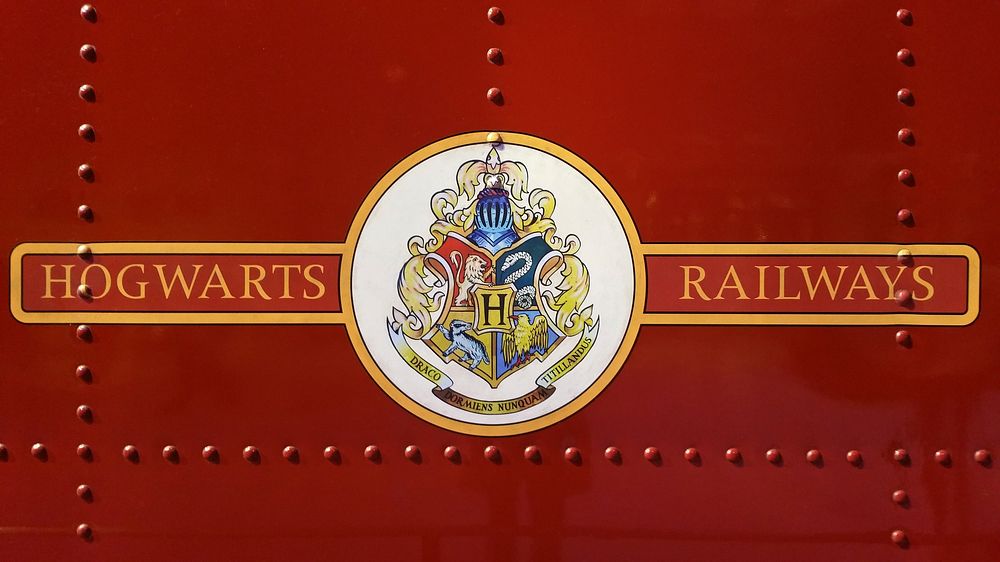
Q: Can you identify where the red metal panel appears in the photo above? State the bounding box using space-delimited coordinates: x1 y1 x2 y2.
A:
1 1 998 560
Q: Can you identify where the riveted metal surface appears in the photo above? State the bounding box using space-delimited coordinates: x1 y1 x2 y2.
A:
1 2 999 561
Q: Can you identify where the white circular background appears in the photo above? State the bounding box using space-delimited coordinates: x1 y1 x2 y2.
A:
352 142 634 426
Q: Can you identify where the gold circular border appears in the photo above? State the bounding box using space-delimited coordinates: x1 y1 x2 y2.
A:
341 132 645 436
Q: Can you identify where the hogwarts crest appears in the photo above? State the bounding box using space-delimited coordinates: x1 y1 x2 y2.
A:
347 133 640 436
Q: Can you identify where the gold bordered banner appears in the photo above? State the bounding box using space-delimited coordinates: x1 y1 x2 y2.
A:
10 242 978 326
640 244 979 326
10 242 346 324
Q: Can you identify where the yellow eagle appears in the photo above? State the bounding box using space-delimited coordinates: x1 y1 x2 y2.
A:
502 314 549 367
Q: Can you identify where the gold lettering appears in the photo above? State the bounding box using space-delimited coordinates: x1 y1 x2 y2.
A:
755 266 769 300
775 266 801 300
303 264 326 299
271 264 302 299
714 265 749 300
198 264 235 299
240 265 272 300
80 264 112 299
680 266 710 300
154 264 203 299
116 264 147 300
876 265 907 300
913 265 935 301
845 267 878 300
42 264 74 299
799 266 848 300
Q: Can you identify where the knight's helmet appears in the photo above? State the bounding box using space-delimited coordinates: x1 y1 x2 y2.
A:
468 176 519 252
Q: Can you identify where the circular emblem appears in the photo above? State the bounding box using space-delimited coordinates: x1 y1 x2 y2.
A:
343 133 642 435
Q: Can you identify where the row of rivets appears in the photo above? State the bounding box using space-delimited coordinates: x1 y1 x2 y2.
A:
485 7 504 105
76 8 98 544
892 10 916 351
893 15 915 546
77 60 96 187
77 5 98 225
3 444 985 466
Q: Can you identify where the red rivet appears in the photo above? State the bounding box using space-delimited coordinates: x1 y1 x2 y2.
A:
76 523 93 541
896 8 912 24
897 208 913 223
897 128 914 144
895 330 911 345
523 445 541 462
404 445 421 462
934 449 951 465
364 445 380 462
893 448 909 463
282 445 299 462
766 448 781 463
487 6 504 24
846 449 862 465
77 205 94 221
891 529 908 546
443 445 460 462
892 489 908 504
80 4 97 22
0 443 8 461
897 168 914 185
603 446 621 463
323 445 341 463
806 449 822 464
894 288 912 305
75 324 94 341
564 447 582 464
77 284 92 300
122 445 139 463
486 47 503 65
76 324 93 341
77 164 94 182
77 443 93 461
78 124 95 141
725 448 741 463
897 88 913 104
76 404 93 422
31 443 47 461
974 449 992 464
79 44 97 62
75 364 92 382
78 84 96 102
897 249 913 265
242 445 259 463
76 484 93 501
76 244 92 258
484 445 501 463
684 447 699 462
643 447 660 462
896 48 912 63
486 87 503 105
201 445 219 462
162 445 179 463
